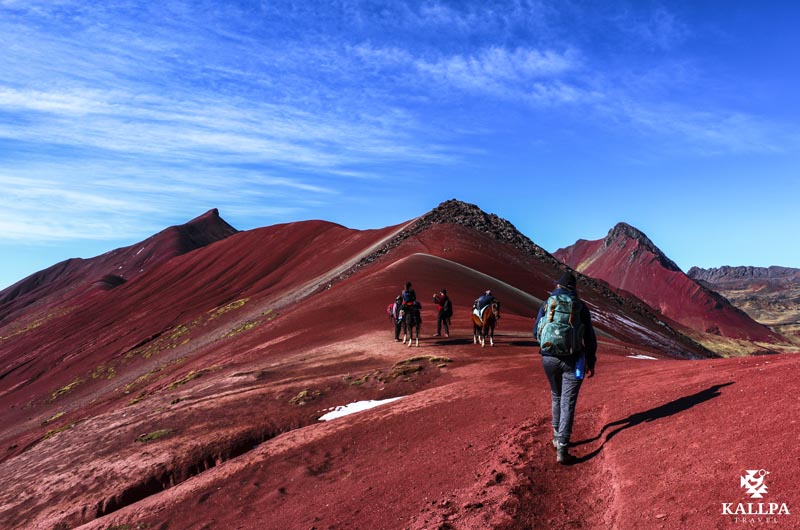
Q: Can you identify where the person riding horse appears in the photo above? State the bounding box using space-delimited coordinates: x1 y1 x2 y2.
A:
474 289 495 316
399 282 422 346
402 281 416 306
472 293 500 347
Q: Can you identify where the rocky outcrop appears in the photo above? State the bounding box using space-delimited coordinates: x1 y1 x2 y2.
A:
336 199 559 280
688 265 800 284
688 266 800 335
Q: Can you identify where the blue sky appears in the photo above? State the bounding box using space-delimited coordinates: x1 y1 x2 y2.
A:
1 0 799 290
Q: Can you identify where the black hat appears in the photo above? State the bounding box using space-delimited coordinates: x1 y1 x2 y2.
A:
405 281 412 288
440 288 447 294
557 271 577 289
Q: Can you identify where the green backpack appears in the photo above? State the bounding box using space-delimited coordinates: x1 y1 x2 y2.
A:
537 293 585 356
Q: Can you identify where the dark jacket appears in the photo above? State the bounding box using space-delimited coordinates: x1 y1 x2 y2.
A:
402 289 416 305
433 293 450 312
533 287 597 370
476 293 495 309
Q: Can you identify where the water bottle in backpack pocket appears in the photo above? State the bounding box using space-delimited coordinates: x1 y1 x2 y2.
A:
575 354 586 380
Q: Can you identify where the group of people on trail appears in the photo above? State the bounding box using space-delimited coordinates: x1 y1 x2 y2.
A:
386 271 598 466
387 282 453 339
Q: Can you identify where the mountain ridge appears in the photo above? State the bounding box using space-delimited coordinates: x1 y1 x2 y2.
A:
0 209 238 324
688 265 800 338
688 265 800 283
555 221 787 347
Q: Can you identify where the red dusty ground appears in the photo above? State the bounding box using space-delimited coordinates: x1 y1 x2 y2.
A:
41 333 800 530
4 292 799 529
1 206 798 530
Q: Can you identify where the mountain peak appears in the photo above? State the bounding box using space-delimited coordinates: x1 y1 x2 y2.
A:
188 208 223 223
332 199 560 286
419 199 554 260
604 222 681 272
605 222 655 248
425 199 513 233
174 208 238 250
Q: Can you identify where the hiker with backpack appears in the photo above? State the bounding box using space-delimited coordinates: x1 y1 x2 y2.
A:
534 271 597 465
433 288 452 337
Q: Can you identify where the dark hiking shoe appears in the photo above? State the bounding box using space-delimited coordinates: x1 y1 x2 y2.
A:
551 428 558 449
557 442 576 465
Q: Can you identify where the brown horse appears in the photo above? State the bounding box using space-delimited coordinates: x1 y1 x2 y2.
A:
472 300 500 347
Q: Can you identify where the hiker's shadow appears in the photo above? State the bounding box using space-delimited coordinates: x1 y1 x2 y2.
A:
572 381 735 463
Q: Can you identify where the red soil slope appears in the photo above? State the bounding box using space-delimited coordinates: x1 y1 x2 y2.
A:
555 223 783 344
0 209 238 324
0 216 410 460
2 201 795 530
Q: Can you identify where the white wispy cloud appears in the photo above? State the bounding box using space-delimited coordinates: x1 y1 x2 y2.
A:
0 0 793 252
352 42 594 106
414 46 580 95
0 85 452 167
0 174 158 241
612 5 691 51
615 101 782 154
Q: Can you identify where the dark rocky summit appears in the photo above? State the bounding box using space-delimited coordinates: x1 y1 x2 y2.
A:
605 222 682 273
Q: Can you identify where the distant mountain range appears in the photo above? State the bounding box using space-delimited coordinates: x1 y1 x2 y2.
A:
688 265 800 339
1 199 798 529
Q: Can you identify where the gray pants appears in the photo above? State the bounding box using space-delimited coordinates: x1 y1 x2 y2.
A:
542 355 583 445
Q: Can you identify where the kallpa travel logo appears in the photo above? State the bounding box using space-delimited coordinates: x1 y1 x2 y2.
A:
721 469 791 525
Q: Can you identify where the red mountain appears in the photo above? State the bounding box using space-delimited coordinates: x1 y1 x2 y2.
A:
2 201 797 530
554 223 784 344
0 208 238 325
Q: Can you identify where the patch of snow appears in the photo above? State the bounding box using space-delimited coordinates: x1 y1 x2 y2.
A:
591 310 675 351
319 397 405 421
136 247 145 255
628 354 658 360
